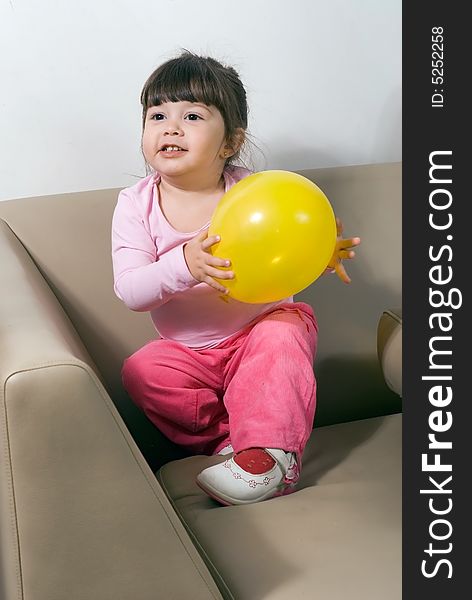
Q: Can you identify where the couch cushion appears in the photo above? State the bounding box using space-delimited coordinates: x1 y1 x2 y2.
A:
158 414 401 600
377 309 402 397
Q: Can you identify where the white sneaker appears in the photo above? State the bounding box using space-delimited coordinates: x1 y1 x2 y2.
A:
215 443 234 456
196 448 299 506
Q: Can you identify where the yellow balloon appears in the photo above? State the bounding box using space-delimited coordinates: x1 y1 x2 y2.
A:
208 170 337 303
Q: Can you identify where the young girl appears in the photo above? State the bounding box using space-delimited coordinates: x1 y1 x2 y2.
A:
112 51 360 506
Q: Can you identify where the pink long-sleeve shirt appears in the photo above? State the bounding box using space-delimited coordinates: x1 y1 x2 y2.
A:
111 166 291 349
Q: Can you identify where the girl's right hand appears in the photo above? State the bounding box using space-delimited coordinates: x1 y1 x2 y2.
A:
183 230 234 294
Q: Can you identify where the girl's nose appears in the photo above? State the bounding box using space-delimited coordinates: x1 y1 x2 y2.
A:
164 121 183 135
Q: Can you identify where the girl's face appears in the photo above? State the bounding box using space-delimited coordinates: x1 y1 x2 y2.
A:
142 101 229 181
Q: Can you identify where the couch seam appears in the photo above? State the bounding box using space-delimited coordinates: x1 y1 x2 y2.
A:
157 466 235 600
383 309 402 325
1 381 24 600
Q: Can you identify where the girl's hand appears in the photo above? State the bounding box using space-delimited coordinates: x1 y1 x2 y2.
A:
327 218 361 284
183 230 234 294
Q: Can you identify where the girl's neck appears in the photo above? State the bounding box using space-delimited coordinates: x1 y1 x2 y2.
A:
157 169 226 200
156 170 226 233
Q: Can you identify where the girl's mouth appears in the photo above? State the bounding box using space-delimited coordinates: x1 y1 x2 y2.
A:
160 145 187 154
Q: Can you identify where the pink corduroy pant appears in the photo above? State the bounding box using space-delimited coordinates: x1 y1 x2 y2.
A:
122 302 318 460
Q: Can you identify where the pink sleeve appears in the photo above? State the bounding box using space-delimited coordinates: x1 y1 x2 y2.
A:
111 188 198 311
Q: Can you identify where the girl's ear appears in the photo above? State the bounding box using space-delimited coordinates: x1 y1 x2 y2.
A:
222 128 246 158
230 128 246 154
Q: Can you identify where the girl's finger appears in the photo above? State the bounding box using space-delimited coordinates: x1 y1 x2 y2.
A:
338 236 357 245
338 237 361 251
205 266 235 280
207 255 231 268
338 250 355 260
203 276 229 295
195 230 209 243
335 261 351 284
201 234 221 250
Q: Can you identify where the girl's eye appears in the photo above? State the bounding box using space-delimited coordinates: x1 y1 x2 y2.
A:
186 113 202 121
150 113 165 121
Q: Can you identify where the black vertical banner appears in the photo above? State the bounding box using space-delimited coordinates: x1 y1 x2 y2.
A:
403 3 468 598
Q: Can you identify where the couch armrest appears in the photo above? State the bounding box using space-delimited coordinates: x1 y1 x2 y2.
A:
377 308 402 398
0 221 222 600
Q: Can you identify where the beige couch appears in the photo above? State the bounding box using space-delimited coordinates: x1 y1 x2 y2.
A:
0 163 402 600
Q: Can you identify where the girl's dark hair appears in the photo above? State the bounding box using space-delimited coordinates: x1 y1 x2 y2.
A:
140 51 248 163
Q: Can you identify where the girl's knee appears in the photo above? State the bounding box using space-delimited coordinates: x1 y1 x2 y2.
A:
122 352 143 398
121 342 160 394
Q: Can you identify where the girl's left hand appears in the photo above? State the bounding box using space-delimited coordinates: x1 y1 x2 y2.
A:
327 217 361 284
